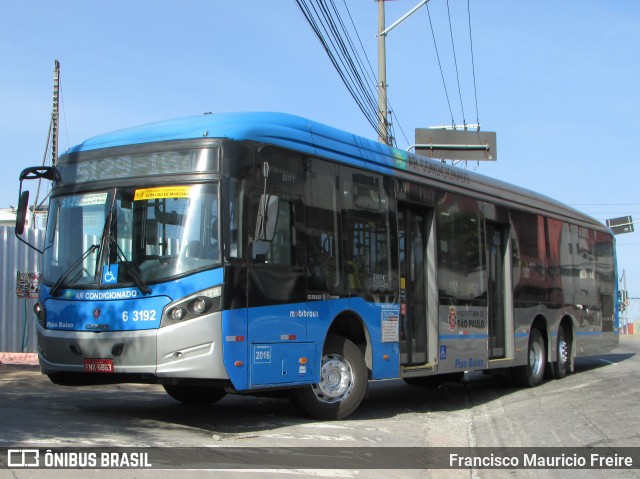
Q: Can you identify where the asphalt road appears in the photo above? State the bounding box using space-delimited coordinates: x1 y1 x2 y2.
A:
1 336 639 479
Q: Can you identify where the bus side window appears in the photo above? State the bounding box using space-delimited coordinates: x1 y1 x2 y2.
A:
305 160 340 291
436 195 487 302
251 197 295 266
340 169 392 294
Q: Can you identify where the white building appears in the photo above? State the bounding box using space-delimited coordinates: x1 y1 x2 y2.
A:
0 207 47 229
0 208 17 228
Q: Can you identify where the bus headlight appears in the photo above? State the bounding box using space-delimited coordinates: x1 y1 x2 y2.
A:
192 298 207 314
169 307 186 321
161 285 223 327
34 302 46 327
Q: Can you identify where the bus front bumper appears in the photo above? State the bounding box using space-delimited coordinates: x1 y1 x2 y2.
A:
36 311 229 382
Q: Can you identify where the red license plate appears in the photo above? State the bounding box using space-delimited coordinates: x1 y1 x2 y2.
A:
83 358 115 373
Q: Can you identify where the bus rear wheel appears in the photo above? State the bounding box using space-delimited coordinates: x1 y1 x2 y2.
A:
163 384 226 406
512 328 546 387
292 335 368 420
553 326 572 379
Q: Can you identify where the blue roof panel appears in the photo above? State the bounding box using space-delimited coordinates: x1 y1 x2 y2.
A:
64 111 604 229
67 112 399 174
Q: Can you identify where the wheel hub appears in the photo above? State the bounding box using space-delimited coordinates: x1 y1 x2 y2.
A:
530 341 543 375
559 340 568 365
313 353 354 403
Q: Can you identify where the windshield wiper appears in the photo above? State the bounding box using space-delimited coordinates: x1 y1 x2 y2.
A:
108 236 152 295
49 244 100 297
95 189 151 295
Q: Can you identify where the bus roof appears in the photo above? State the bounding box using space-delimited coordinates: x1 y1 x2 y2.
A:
65 112 606 231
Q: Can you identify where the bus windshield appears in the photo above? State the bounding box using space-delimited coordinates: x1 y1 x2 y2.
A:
43 183 220 288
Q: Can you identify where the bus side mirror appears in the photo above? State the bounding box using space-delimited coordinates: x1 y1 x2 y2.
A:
254 194 280 242
19 166 57 182
16 166 58 234
15 190 30 235
15 165 55 253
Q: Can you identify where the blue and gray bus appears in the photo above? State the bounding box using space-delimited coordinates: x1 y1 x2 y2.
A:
16 112 619 419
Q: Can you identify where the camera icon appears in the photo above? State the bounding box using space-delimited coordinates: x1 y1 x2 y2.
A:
8 449 40 468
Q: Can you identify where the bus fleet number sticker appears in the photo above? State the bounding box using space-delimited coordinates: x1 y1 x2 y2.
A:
254 345 272 364
122 310 157 322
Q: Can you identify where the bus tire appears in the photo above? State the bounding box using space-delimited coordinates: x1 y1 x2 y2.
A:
553 326 572 379
291 335 368 420
163 384 226 405
512 328 546 387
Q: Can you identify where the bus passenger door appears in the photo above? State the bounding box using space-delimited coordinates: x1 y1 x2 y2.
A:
487 223 508 359
398 205 431 365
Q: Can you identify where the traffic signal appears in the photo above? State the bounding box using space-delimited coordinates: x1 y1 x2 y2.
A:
618 290 628 313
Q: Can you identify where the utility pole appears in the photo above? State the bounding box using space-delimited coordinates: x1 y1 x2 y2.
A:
377 0 389 145
377 0 431 146
622 269 628 334
52 60 60 167
31 60 60 229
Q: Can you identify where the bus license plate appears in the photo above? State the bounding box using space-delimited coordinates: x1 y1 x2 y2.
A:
83 358 115 373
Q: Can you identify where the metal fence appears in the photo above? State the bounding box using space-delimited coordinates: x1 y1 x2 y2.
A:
0 226 44 353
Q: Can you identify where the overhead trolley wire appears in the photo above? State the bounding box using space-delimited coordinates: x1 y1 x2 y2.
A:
467 0 480 128
426 2 455 127
446 0 466 126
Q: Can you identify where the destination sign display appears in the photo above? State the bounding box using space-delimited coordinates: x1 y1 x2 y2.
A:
56 148 219 184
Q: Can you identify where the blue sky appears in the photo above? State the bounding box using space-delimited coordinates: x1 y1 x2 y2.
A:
1 1 639 320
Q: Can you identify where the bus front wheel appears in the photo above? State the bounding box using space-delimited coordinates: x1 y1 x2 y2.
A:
292 335 368 420
163 384 226 406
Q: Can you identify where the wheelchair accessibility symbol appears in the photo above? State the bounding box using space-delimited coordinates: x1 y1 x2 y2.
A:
439 345 447 360
102 265 119 284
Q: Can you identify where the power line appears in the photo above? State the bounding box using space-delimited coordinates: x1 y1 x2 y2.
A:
338 0 396 143
341 0 406 145
294 0 388 141
339 0 378 100
296 1 481 148
323 0 377 117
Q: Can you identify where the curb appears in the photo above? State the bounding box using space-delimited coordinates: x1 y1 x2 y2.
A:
0 352 39 366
